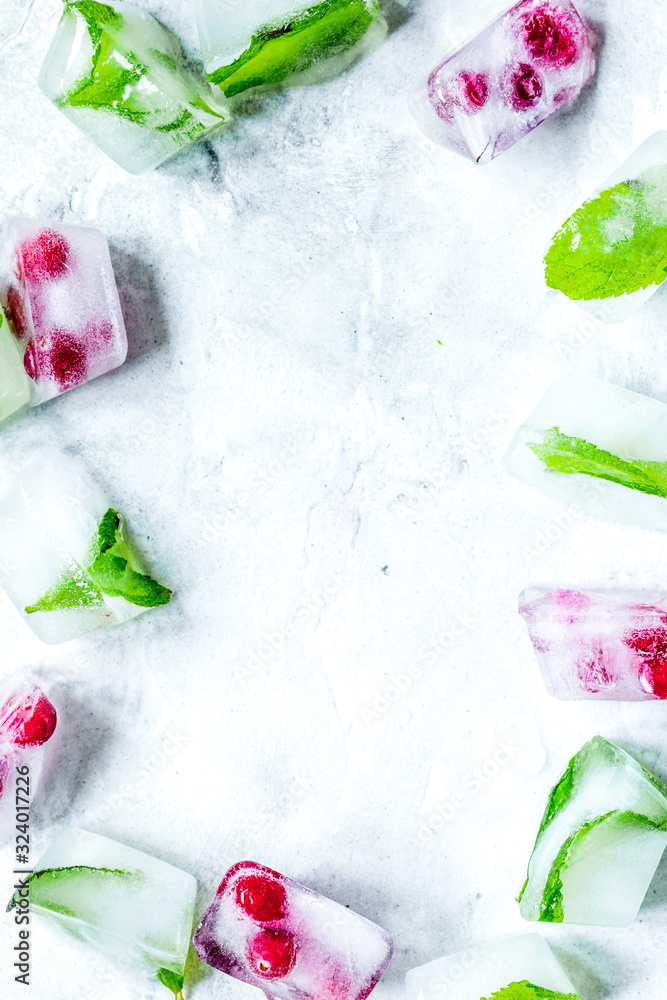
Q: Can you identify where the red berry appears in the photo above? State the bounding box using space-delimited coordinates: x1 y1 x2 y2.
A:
509 63 543 108
624 626 667 659
521 3 580 67
644 659 667 699
247 930 296 980
26 330 87 391
429 70 489 122
0 690 57 747
19 229 71 283
235 873 288 923
577 646 612 693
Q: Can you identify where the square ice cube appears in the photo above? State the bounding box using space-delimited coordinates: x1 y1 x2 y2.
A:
38 1 229 174
8 828 197 996
0 219 127 405
519 736 667 926
0 303 30 422
193 860 393 1000
544 131 667 322
0 451 172 644
409 0 595 164
405 934 581 1000
194 0 388 97
503 373 667 531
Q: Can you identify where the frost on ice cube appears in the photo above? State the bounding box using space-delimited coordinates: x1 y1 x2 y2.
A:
503 373 667 531
519 736 667 926
409 0 595 164
520 588 667 701
38 1 229 174
0 673 58 848
194 0 388 97
0 451 172 644
0 219 127 406
405 934 581 1000
545 132 667 322
7 828 197 998
193 860 393 1000
0 303 30 423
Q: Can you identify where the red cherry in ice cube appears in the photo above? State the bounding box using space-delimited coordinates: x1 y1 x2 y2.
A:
26 330 87 391
645 659 667 699
247 929 297 980
235 872 288 923
509 64 543 109
0 691 57 747
576 646 612 693
623 626 667 659
429 70 489 122
18 229 71 282
521 3 580 67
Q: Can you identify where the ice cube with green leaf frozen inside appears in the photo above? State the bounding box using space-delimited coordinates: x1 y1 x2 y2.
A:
0 304 30 424
0 451 171 644
405 934 581 1000
38 1 229 174
544 131 667 322
519 736 667 926
6 828 196 998
503 373 667 531
194 0 388 98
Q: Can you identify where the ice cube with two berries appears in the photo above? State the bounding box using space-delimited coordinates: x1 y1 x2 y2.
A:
409 0 596 163
0 218 127 421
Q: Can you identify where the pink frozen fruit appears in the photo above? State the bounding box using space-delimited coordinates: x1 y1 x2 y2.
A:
1 218 127 405
193 861 393 1000
519 587 667 700
409 0 595 163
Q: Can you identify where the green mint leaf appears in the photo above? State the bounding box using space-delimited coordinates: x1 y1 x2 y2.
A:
483 983 580 1000
209 0 377 96
24 569 103 615
6 866 136 913
528 427 667 499
66 1 123 46
61 29 151 124
157 967 185 997
544 167 667 301
88 508 172 608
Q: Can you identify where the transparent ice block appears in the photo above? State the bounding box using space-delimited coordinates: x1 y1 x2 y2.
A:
0 218 127 406
194 0 388 97
38 1 229 174
545 131 667 322
503 373 667 531
520 587 667 701
409 0 595 164
519 736 667 926
7 828 197 998
0 451 172 644
193 860 393 1000
405 934 581 1000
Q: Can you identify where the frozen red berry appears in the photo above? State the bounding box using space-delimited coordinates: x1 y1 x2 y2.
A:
26 330 87 391
521 4 580 67
247 929 297 980
19 229 71 282
643 659 667 699
430 70 489 122
0 691 57 747
577 646 612 693
509 64 543 109
624 626 667 659
235 873 288 923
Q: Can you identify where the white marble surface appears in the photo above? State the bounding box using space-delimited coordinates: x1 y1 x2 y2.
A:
1 0 667 998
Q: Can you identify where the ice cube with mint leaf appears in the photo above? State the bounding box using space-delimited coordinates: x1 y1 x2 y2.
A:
0 451 171 644
519 736 667 926
7 828 196 998
503 373 667 531
38 1 229 174
544 131 667 322
405 934 582 1000
194 0 387 98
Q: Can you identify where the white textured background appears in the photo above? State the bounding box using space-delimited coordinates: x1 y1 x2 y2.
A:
1 0 667 998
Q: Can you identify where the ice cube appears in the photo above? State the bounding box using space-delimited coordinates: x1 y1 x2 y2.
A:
7 828 196 997
0 672 58 848
0 451 172 644
0 303 30 422
193 860 393 1000
38 1 229 174
0 219 128 406
544 131 667 322
406 933 581 1000
519 587 667 701
519 736 667 926
409 0 595 164
194 0 388 97
503 373 667 531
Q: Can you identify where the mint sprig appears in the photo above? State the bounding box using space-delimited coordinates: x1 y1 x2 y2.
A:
528 427 667 499
157 967 185 998
6 865 136 913
483 983 581 1000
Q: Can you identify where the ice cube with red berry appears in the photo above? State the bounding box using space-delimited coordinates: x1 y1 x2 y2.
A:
409 0 595 163
519 587 667 700
193 861 393 1000
0 218 127 406
0 672 59 848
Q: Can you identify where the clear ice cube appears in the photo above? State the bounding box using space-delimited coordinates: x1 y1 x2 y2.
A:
409 0 595 164
519 736 667 926
38 0 229 174
193 860 393 1000
0 451 172 644
503 373 667 531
